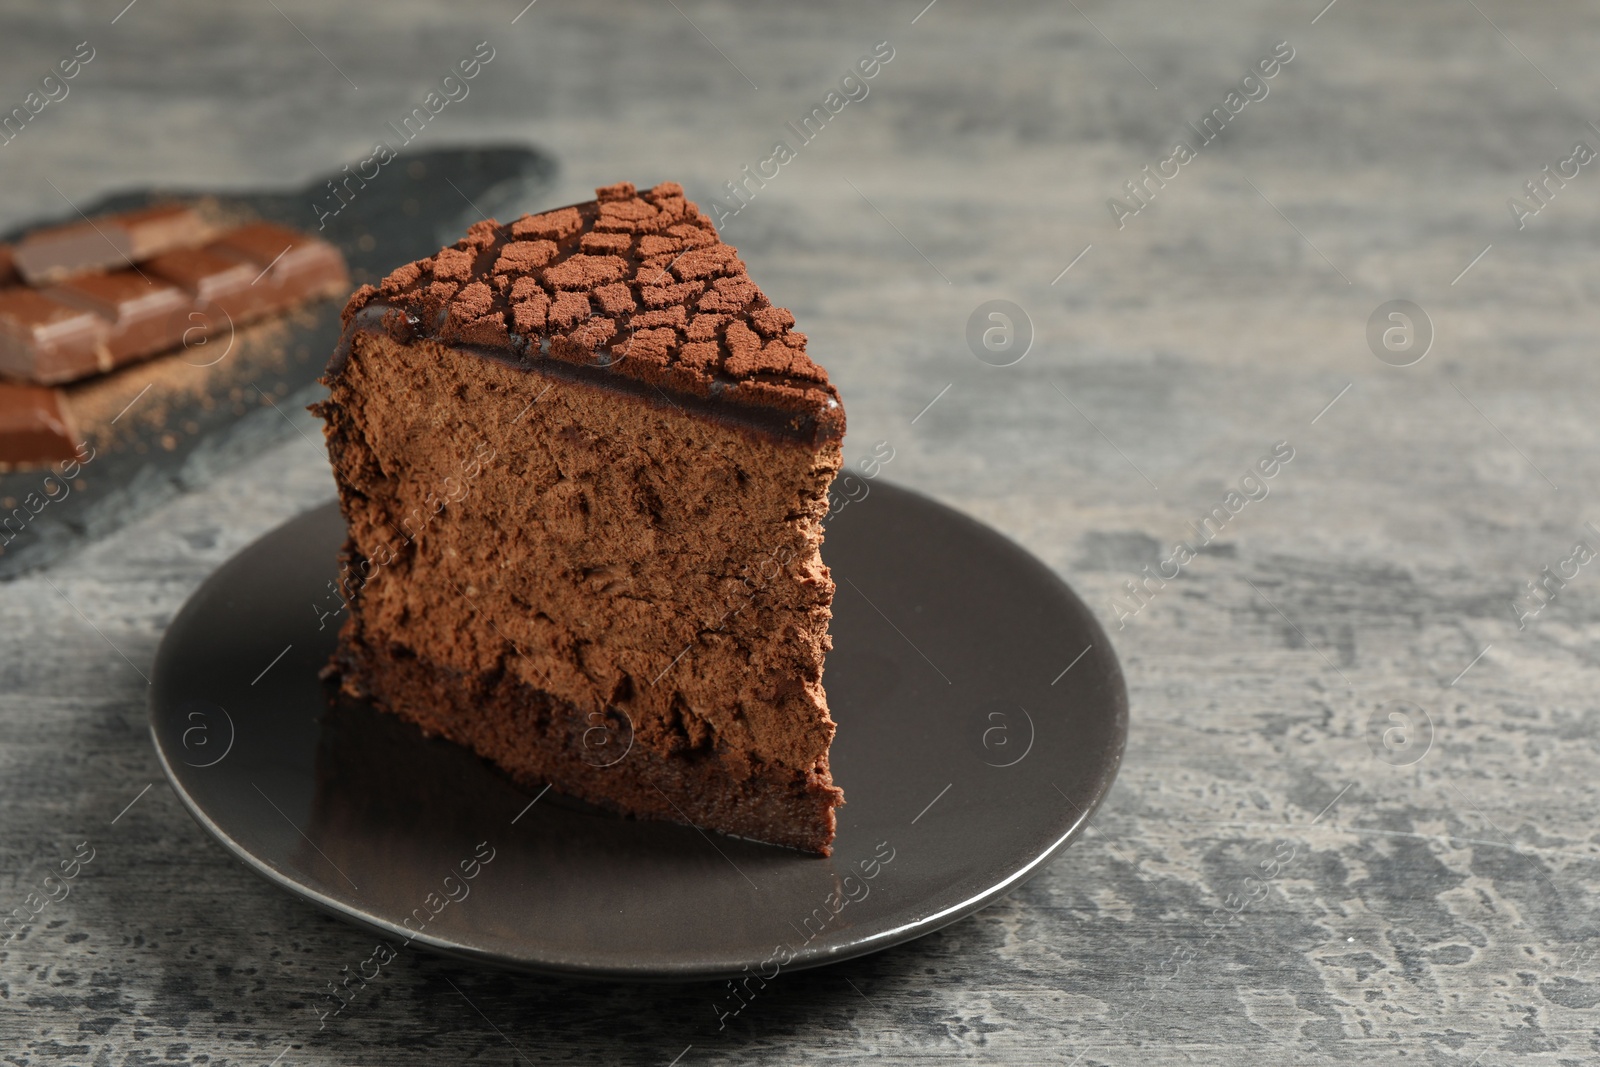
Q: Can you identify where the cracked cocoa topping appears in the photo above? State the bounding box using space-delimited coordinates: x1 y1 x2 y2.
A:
334 181 843 442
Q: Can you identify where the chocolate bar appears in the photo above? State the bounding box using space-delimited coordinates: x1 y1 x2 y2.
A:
12 204 204 285
0 221 349 387
0 383 78 464
0 212 350 465
0 290 107 383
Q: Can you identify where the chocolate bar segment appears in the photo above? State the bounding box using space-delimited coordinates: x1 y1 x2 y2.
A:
0 382 77 463
48 273 193 374
145 245 269 321
12 204 206 286
0 289 110 384
214 222 349 294
0 246 18 288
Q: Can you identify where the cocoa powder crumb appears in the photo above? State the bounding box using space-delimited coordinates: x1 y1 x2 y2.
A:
632 306 686 331
512 292 549 333
591 283 636 316
542 254 628 290
457 219 502 251
432 248 475 281
750 306 795 338
511 207 583 241
548 291 590 330
580 232 633 255
594 181 637 201
494 241 558 273
380 262 423 293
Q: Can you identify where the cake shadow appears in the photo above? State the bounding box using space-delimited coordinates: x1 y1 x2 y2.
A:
304 681 810 866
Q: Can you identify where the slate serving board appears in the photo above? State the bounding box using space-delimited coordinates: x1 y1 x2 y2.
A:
0 144 557 579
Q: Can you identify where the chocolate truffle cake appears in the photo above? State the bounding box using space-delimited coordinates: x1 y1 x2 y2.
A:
316 181 846 854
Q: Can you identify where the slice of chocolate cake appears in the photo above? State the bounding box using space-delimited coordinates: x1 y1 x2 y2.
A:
315 181 846 854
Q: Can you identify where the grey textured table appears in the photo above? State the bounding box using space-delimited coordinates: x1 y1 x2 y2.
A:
4 1 1599 1063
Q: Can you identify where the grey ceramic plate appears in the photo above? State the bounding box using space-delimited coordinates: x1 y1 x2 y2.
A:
149 481 1127 981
